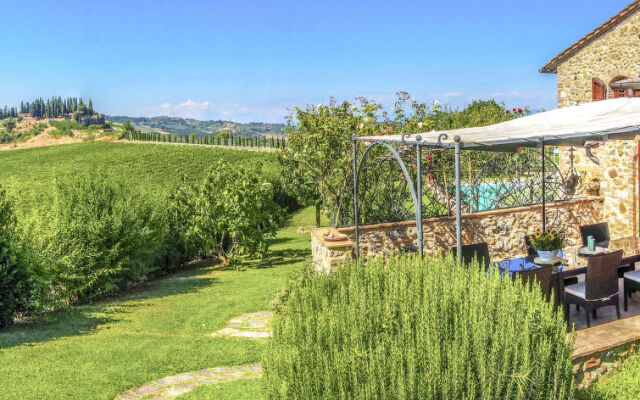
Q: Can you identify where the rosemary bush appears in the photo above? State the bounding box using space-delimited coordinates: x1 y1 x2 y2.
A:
265 255 574 399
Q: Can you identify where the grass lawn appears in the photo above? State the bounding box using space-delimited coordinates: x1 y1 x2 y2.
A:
0 206 314 399
181 378 265 400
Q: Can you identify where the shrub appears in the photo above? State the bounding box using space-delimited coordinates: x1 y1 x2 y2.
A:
0 187 35 326
167 162 283 266
36 173 163 304
264 255 574 399
49 119 80 138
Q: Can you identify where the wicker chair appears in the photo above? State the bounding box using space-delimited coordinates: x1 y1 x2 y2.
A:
579 222 632 278
579 222 610 247
564 250 623 328
512 264 553 301
451 243 491 270
623 269 640 311
524 235 578 287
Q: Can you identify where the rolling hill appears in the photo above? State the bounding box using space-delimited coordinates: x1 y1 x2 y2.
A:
107 115 286 137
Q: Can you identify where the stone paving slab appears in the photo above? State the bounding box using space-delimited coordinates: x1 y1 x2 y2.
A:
211 311 273 338
115 364 262 399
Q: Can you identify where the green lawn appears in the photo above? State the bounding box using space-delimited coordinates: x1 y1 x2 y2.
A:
181 378 265 400
0 205 314 399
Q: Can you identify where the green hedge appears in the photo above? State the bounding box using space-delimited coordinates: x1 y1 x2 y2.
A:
0 187 36 326
265 255 574 399
28 174 164 305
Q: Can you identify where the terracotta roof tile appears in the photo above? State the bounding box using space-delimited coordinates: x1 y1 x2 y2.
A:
540 1 640 74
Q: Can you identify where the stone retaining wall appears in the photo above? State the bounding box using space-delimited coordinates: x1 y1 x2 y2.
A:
310 197 604 273
573 342 639 391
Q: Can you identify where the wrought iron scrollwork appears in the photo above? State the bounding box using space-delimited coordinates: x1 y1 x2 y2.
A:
353 142 585 226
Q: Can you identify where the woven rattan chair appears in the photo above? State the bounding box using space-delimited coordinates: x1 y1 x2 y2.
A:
579 223 610 247
564 250 623 328
624 269 640 311
579 223 632 278
512 264 553 301
524 235 578 287
451 243 491 270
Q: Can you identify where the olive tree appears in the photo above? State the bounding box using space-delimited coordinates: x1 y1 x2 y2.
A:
281 92 434 227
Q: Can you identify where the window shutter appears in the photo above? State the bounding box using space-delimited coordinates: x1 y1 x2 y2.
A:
592 79 606 101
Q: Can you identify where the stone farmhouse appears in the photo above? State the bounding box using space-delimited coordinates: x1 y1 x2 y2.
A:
543 1 640 240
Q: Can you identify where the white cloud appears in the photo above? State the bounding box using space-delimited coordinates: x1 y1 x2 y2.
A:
140 90 556 123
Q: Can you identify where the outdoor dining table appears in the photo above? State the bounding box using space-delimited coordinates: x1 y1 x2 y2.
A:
497 237 640 306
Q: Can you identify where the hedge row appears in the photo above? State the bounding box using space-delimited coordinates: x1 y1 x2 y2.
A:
0 164 287 325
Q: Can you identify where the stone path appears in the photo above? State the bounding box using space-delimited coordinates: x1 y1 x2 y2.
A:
117 312 273 399
115 364 262 399
211 311 273 338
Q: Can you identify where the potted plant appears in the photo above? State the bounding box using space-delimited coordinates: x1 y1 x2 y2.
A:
529 229 565 261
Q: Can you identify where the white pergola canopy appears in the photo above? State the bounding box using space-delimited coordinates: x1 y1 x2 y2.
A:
358 98 640 151
352 98 640 261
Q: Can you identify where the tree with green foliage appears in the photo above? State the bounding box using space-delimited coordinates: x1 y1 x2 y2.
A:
121 121 136 139
281 92 434 227
168 162 282 266
3 119 16 133
282 94 524 226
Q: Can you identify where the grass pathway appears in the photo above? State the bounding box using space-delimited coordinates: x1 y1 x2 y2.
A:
0 207 314 399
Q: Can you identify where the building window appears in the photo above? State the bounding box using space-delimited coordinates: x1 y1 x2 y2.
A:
592 78 606 101
610 76 629 98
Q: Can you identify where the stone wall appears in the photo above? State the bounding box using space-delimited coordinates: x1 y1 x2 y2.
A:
558 140 638 239
573 342 639 391
310 197 604 273
556 10 640 107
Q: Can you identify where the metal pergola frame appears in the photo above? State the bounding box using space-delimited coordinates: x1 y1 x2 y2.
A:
352 128 638 263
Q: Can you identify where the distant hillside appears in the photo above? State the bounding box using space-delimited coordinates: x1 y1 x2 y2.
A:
107 116 286 137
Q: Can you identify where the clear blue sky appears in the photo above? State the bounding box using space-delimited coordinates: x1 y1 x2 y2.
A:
0 0 633 122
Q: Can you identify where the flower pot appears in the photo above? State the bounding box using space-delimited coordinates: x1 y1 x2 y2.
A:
536 249 560 261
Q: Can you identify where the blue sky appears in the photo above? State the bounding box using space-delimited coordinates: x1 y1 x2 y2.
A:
0 0 633 122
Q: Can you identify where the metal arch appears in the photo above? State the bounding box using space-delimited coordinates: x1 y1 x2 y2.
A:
353 140 423 258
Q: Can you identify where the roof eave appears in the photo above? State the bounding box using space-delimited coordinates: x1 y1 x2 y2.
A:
539 66 558 74
538 1 640 75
